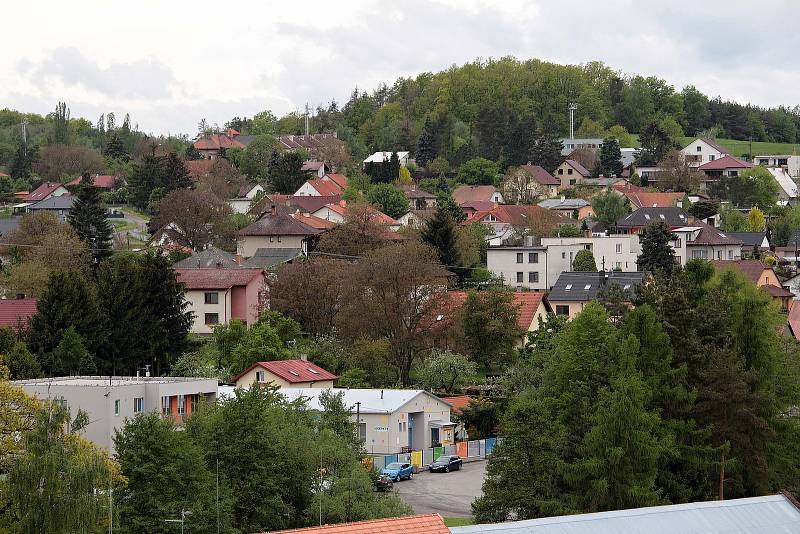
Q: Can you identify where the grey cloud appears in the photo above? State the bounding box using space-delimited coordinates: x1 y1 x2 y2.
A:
20 47 175 99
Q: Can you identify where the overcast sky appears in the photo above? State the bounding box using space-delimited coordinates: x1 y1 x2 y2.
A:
4 0 798 136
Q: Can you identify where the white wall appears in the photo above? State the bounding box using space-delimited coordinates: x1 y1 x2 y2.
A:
681 139 726 167
237 235 306 257
486 247 548 290
295 182 321 196
184 288 232 334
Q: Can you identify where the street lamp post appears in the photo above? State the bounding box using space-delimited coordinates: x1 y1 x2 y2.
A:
165 510 192 534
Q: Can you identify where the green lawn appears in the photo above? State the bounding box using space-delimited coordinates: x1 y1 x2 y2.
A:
677 136 800 157
110 219 137 231
120 205 151 222
444 517 475 527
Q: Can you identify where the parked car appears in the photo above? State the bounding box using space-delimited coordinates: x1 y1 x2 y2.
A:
374 474 394 492
429 455 463 473
381 462 414 481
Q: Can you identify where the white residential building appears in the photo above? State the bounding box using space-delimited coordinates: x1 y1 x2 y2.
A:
363 151 412 166
680 138 728 168
752 155 800 178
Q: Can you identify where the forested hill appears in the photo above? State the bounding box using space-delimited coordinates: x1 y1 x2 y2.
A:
229 57 800 164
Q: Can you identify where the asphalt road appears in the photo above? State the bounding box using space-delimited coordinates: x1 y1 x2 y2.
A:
393 460 486 518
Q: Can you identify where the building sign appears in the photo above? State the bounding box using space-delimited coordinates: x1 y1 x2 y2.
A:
374 426 389 432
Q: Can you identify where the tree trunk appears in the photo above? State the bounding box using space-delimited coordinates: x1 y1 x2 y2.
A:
719 454 725 501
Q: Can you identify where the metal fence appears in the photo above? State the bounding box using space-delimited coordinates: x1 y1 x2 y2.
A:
365 437 498 471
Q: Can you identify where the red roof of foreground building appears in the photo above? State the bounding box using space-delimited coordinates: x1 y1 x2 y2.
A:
175 268 263 289
0 298 37 330
699 155 753 171
232 359 338 385
518 164 560 185
194 134 246 151
263 514 450 534
26 182 66 202
443 291 549 331
452 185 500 205
67 174 117 188
788 303 800 341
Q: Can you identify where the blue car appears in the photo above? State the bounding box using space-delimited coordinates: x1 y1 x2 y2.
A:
381 462 414 481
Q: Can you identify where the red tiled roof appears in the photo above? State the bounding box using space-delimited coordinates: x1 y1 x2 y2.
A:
699 154 753 171
443 290 548 331
464 204 565 227
0 298 37 330
518 164 560 185
763 284 793 298
305 179 344 196
788 303 800 341
194 134 246 151
323 174 349 189
441 395 472 415
301 161 325 172
232 359 338 385
67 174 117 188
452 185 499 205
26 182 65 202
264 514 450 534
175 268 263 289
564 159 591 177
291 212 337 230
623 190 685 209
708 260 768 283
318 201 397 225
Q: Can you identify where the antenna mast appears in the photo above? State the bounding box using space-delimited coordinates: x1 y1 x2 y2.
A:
568 103 577 139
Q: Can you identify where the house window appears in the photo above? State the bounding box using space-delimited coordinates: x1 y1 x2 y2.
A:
191 394 199 413
269 236 274 243
728 249 733 260
204 292 219 304
692 249 708 259
516 272 524 283
255 370 265 382
529 252 538 263
570 179 576 186
615 243 622 253
178 395 185 416
114 399 120 416
162 396 172 415
697 145 702 152
558 168 564 175
204 313 219 325
516 253 523 263
133 397 144 414
567 168 573 175
675 238 682 247
709 154 716 161
277 236 282 242
562 252 566 259
358 422 367 442
555 305 570 316
529 272 539 283
399 421 403 432
717 250 722 259
615 262 622 270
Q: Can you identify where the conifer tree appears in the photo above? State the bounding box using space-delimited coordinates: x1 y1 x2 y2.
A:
528 130 563 174
416 117 436 168
595 137 624 177
421 205 461 274
102 131 129 161
67 182 114 265
637 221 677 275
42 326 96 376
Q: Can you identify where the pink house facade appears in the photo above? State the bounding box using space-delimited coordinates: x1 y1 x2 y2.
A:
176 267 265 334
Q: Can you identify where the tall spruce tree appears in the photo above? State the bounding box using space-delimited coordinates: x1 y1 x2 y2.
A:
103 131 129 161
421 205 461 275
416 117 436 168
528 130 563 174
9 142 37 179
163 151 193 190
637 221 677 275
67 182 114 265
595 137 624 177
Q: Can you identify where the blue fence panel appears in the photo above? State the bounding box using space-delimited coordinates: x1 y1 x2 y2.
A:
485 437 496 456
384 454 398 466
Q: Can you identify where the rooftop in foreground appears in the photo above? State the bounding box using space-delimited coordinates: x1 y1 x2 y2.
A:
13 376 218 387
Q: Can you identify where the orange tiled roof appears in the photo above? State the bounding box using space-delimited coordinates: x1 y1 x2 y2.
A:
623 190 685 209
263 513 450 534
441 395 472 415
306 179 344 196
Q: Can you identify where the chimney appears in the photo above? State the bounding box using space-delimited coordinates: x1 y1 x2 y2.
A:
215 261 223 269
560 195 566 202
299 353 308 362
270 204 277 216
15 293 25 300
380 389 384 399
234 254 242 265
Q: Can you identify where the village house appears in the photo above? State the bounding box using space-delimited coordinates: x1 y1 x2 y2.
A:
615 207 691 234
554 159 591 189
14 181 69 213
67 174 119 189
173 246 242 269
538 197 594 220
698 155 753 188
464 204 563 246
548 270 648 319
397 208 437 229
672 222 742 264
753 155 800 177
397 184 438 209
503 164 560 201
268 514 451 534
0 298 38 330
766 166 799 203
175 267 265 334
227 183 265 214
363 151 412 166
193 130 250 159
680 137 728 168
312 200 399 230
14 376 218 454
232 359 337 389
300 161 328 177
237 206 335 257
726 231 770 257
26 194 74 223
709 259 793 312
452 185 504 205
294 174 349 196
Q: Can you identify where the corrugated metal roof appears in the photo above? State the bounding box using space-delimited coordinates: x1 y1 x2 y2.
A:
451 494 800 534
266 387 451 414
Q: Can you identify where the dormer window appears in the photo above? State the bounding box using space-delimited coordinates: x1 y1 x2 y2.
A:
307 368 320 375
288 370 300 376
565 284 572 291
584 284 591 290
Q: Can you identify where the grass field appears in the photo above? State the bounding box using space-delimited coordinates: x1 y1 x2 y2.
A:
677 136 800 157
110 219 137 231
444 517 476 527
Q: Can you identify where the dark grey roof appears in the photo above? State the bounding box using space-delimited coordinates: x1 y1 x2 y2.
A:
233 134 256 146
548 271 647 302
538 198 590 210
0 216 22 236
450 494 800 534
616 207 689 228
173 246 242 269
28 195 74 210
242 248 302 269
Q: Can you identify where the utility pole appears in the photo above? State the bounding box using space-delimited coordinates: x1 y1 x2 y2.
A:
355 402 361 443
568 103 577 139
304 103 310 137
165 510 192 534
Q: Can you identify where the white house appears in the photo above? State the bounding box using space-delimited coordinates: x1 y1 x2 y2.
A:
294 174 348 196
753 155 800 178
680 138 728 168
227 183 265 214
363 151 412 166
232 360 337 389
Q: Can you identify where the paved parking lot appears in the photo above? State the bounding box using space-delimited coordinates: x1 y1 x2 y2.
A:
393 460 486 518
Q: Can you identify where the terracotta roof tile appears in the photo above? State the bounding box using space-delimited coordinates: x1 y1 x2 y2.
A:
708 260 769 283
67 174 117 188
518 164 560 185
0 299 37 330
175 268 263 289
232 359 338 385
699 154 753 171
26 182 65 201
452 185 499 205
564 159 591 177
263 513 450 534
788 303 800 341
305 179 344 196
442 290 547 331
623 190 685 209
441 395 472 415
323 174 349 189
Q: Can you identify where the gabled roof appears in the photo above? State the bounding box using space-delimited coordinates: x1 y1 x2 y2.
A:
322 174 349 189
277 134 344 151
28 195 74 210
685 223 742 246
304 179 343 196
697 137 729 154
623 190 685 209
699 154 753 171
450 494 800 534
443 291 549 331
763 284 794 298
708 260 770 283
254 195 343 217
0 298 37 330
236 183 261 198
173 247 242 269
26 182 66 202
242 248 303 269
562 159 591 177
465 204 563 227
278 388 451 414
453 185 500 205
238 210 334 237
193 134 246 151
316 201 397 225
301 161 325 172
67 174 117 188
175 267 263 290
727 232 768 248
538 198 591 210
440 395 472 415
616 207 690 228
232 359 338 385
397 185 437 199
548 271 648 302
266 513 450 534
293 211 338 230
518 164 560 186
767 167 798 198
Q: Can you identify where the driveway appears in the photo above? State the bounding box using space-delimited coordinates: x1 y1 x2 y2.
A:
393 460 486 518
